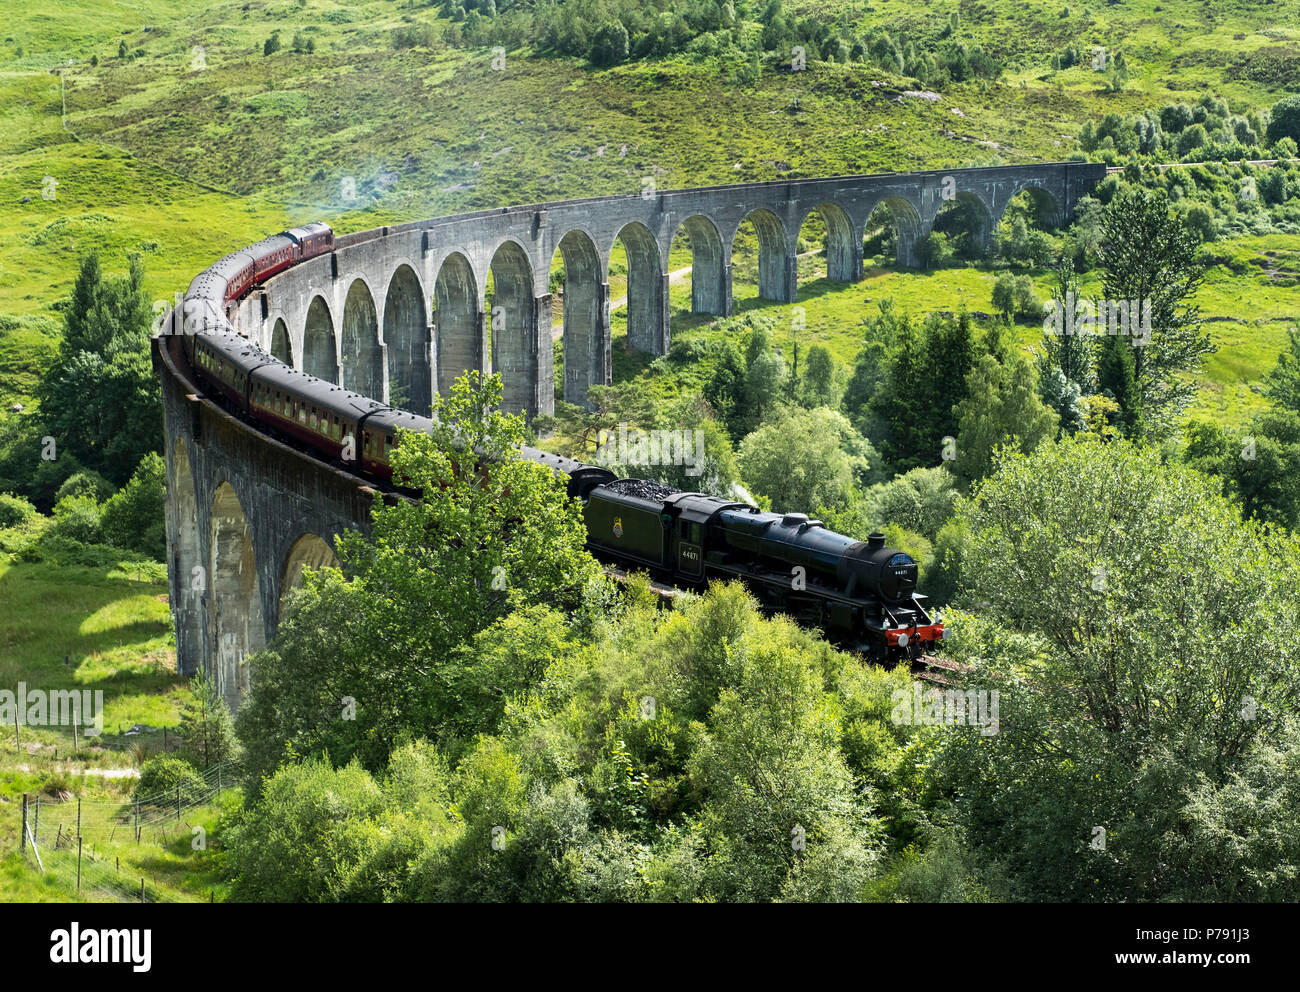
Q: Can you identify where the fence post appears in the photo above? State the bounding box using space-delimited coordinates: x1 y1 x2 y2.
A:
72 719 78 754
33 798 38 840
140 878 145 903
20 794 27 854
77 836 82 892
134 801 139 843
77 797 81 839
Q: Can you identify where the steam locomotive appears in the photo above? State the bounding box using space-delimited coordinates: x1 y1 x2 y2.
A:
173 223 945 662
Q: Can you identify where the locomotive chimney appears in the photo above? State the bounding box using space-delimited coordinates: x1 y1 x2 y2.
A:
867 532 886 552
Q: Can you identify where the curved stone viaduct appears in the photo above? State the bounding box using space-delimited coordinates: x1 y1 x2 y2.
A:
156 162 1106 708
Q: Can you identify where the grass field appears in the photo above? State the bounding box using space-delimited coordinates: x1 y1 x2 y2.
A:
2 1 1296 420
0 554 234 902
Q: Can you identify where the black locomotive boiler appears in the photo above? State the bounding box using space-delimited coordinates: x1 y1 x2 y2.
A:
580 477 945 662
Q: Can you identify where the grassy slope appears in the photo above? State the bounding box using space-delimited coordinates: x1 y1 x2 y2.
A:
2 1 1296 420
0 554 235 901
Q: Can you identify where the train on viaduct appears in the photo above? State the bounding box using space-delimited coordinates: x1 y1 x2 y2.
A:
153 162 1106 709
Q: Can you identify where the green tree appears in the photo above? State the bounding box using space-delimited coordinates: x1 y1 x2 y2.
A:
737 405 877 515
227 757 387 901
703 338 748 439
991 273 1016 318
869 311 976 473
917 231 952 270
56 470 113 504
952 347 1058 485
39 253 161 485
937 438 1300 899
617 393 741 497
1266 94 1300 147
49 494 103 545
842 300 906 441
686 617 880 901
1225 409 1300 530
178 668 239 769
1095 333 1142 438
589 21 629 66
1098 186 1212 439
1036 254 1094 393
798 344 838 408
860 466 959 541
536 381 656 457
1262 326 1300 413
236 372 602 788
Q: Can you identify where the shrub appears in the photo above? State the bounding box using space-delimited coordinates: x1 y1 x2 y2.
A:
0 492 37 529
589 21 629 67
100 451 166 559
134 754 206 806
55 470 114 504
1266 95 1300 147
862 466 959 541
49 494 103 545
226 758 388 901
917 231 952 270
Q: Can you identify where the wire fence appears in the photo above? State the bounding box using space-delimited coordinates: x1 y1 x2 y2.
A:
5 720 187 761
20 759 238 902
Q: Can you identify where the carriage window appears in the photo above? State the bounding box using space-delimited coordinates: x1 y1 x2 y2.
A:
310 408 318 430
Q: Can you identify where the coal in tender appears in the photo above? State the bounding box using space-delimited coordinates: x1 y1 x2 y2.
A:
606 478 679 501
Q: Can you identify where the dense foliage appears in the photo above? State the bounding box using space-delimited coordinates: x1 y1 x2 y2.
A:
235 373 602 791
